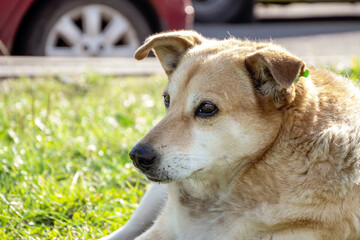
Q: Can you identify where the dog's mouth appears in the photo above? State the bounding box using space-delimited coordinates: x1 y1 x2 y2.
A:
144 166 183 183
146 175 169 183
131 162 164 182
145 167 205 183
145 174 173 183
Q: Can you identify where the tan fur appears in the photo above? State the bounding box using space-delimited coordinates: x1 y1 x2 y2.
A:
133 30 360 240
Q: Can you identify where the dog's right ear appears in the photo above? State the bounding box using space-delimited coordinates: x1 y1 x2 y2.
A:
134 31 204 75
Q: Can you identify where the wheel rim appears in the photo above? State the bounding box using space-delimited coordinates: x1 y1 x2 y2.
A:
45 4 139 57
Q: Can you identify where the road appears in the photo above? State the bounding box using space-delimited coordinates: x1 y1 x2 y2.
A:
194 2 360 68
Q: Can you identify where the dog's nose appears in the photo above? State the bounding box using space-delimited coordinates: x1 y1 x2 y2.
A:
129 144 157 171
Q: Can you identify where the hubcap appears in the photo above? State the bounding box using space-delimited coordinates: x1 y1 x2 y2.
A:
45 4 139 57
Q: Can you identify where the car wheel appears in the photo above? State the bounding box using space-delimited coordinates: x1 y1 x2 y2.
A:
18 0 152 57
193 0 254 23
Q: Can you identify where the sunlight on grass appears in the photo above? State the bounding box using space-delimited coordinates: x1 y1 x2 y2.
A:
0 74 166 239
340 57 360 83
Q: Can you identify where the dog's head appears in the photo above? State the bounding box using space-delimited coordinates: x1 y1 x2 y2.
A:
130 30 306 183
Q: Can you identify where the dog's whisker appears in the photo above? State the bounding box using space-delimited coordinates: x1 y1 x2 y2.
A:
222 155 234 172
199 178 207 189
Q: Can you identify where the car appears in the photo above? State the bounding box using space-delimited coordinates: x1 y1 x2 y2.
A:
0 0 194 57
192 0 360 22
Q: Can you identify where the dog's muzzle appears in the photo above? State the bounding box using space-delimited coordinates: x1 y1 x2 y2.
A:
129 144 157 172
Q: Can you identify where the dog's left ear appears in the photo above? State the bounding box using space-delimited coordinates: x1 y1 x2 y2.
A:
245 46 306 108
135 30 204 75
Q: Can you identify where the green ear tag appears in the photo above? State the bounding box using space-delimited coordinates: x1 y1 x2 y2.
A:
303 69 310 78
295 69 310 84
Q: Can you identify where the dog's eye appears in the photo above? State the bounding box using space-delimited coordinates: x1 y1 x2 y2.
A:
196 102 218 117
163 94 170 107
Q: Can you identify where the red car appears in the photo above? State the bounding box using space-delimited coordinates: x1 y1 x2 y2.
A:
0 0 194 57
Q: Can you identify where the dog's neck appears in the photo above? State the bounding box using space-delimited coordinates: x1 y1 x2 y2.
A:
166 173 235 219
170 167 234 201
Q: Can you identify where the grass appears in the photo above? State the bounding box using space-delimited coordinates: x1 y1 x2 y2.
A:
339 57 360 83
0 73 166 239
0 60 359 240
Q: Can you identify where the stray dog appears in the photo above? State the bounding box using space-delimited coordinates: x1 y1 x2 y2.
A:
128 30 360 240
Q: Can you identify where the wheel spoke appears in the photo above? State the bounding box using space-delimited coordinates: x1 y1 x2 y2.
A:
83 5 102 37
56 16 82 46
103 16 129 45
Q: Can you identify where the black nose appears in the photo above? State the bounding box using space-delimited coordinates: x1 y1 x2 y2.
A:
129 144 157 171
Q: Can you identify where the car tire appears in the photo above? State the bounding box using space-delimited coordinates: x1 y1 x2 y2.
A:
16 0 152 57
193 0 254 23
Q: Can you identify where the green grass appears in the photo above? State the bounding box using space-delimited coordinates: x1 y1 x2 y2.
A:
0 60 359 240
0 73 166 239
340 57 360 83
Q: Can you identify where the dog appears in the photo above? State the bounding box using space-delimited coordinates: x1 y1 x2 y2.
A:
128 30 360 240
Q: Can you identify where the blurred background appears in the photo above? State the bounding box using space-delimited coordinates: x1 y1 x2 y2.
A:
0 0 359 62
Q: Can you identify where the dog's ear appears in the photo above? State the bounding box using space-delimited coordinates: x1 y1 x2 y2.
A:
135 31 204 75
245 46 306 108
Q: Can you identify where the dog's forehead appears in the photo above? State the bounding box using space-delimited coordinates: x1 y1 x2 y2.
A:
166 40 255 98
